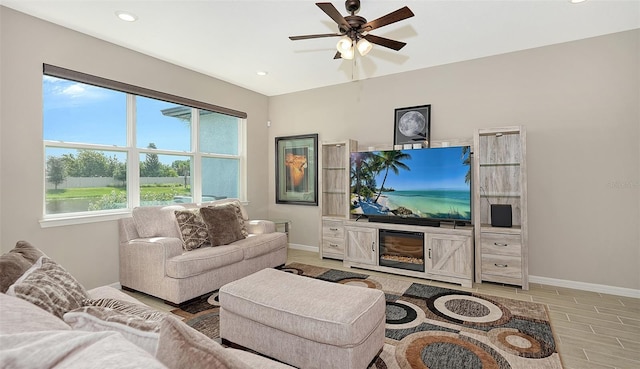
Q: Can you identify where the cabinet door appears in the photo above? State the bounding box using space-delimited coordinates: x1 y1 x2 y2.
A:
345 227 377 265
426 233 472 279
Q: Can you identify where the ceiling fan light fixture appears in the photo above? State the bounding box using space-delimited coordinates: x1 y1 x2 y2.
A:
340 47 355 60
356 38 373 56
336 35 353 53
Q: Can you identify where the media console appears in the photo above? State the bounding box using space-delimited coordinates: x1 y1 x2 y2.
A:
341 219 474 288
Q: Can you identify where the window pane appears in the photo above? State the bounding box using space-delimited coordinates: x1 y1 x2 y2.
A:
201 157 239 200
137 97 191 151
199 111 239 155
43 76 126 146
45 147 127 214
139 153 192 205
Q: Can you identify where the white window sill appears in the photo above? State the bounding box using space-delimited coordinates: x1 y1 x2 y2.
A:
39 210 132 228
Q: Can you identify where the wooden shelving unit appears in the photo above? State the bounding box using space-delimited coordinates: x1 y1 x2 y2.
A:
473 126 529 289
319 139 357 260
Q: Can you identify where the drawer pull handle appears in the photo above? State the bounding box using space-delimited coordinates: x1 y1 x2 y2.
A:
329 243 338 248
494 263 508 268
494 242 508 247
329 228 339 231
371 242 375 252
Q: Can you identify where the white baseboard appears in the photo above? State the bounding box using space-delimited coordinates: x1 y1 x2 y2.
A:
529 275 640 298
287 243 319 253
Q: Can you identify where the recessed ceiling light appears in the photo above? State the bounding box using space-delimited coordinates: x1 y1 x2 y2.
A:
569 0 586 3
257 71 268 76
115 11 138 22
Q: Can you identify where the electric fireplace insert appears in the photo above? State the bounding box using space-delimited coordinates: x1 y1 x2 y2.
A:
378 229 425 272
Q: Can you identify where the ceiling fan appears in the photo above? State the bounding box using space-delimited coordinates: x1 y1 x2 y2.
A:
289 0 414 60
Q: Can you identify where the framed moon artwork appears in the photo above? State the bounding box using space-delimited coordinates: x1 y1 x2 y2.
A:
393 105 431 148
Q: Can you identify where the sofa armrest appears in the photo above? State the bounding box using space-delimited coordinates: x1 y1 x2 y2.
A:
246 220 276 234
119 237 184 294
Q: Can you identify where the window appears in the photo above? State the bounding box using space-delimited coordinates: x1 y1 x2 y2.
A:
42 64 247 223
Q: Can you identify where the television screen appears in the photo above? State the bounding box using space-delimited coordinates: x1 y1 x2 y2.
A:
350 146 471 222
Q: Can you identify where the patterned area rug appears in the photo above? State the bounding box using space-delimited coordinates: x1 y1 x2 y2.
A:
171 263 564 369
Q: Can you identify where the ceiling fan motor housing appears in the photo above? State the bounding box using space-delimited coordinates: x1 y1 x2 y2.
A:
345 0 361 13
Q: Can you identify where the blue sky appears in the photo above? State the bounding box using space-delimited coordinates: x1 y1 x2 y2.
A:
43 76 191 163
371 147 470 191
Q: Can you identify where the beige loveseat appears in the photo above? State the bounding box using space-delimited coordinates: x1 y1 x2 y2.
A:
118 199 288 305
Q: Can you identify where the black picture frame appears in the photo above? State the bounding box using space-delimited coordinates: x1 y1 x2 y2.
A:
393 105 431 147
275 134 318 205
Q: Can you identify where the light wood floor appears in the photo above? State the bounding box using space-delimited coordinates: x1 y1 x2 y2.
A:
130 248 640 369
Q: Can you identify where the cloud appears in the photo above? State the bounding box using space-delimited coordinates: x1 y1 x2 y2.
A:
43 75 110 105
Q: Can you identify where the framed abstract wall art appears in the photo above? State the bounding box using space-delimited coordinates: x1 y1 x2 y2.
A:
275 134 318 205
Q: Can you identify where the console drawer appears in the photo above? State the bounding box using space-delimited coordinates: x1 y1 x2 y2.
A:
322 238 345 257
323 220 344 239
481 254 522 279
481 233 521 256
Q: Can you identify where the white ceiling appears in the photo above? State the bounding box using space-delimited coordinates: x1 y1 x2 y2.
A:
2 0 639 96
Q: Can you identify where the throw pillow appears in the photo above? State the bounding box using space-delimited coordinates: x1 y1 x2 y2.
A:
64 306 161 354
0 240 45 293
6 255 89 319
228 203 249 238
83 298 167 321
156 314 253 369
174 208 211 251
200 205 246 246
0 292 72 334
0 330 168 369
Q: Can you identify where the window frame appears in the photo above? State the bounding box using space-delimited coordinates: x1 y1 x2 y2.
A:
40 65 247 228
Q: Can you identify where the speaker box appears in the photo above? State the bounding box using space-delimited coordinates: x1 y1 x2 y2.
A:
491 204 512 227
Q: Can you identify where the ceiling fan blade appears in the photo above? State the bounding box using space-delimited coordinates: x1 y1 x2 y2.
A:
333 51 342 59
316 2 351 31
361 6 414 32
289 33 342 41
363 34 407 51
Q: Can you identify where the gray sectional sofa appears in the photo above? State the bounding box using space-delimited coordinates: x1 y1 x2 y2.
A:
118 199 288 305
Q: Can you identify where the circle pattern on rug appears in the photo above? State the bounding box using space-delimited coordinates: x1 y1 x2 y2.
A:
396 331 511 369
488 328 554 359
428 293 511 326
206 292 220 307
279 267 304 275
385 300 426 329
338 277 382 290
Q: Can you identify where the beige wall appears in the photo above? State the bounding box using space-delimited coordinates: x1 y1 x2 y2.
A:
0 7 270 288
269 30 640 291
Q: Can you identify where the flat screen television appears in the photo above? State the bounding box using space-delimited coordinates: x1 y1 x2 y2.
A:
350 146 471 225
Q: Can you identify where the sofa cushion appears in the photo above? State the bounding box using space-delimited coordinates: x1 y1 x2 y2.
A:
156 314 253 369
235 233 287 260
133 205 185 238
0 330 168 369
0 240 45 293
64 306 161 354
175 208 211 251
0 292 71 334
87 286 147 305
83 298 167 321
166 245 244 279
6 255 89 319
200 205 245 246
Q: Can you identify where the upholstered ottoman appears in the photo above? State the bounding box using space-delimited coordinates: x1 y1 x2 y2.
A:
219 268 386 369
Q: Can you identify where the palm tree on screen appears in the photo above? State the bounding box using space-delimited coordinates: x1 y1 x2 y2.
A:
372 150 411 203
